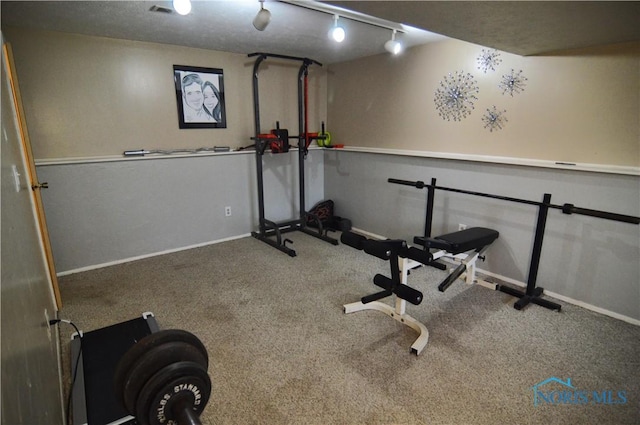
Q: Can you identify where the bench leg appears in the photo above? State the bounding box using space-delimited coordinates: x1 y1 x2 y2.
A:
439 245 498 291
343 257 430 355
343 299 429 355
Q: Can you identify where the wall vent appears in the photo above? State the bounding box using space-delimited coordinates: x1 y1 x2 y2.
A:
149 5 173 14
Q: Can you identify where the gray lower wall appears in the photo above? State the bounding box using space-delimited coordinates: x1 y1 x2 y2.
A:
36 147 640 322
323 150 640 321
37 149 325 273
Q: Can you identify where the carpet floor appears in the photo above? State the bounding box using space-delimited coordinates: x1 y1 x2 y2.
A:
58 232 640 424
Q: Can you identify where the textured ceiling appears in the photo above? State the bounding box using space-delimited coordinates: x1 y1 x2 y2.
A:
1 1 639 65
327 1 640 56
0 0 444 65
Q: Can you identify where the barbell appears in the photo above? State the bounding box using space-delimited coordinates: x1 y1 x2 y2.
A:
114 329 212 425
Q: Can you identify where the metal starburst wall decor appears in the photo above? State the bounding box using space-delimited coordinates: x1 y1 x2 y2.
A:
477 49 502 73
499 69 527 96
481 106 508 132
434 71 480 121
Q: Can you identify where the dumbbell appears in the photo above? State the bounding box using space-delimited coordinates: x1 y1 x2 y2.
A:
114 329 212 425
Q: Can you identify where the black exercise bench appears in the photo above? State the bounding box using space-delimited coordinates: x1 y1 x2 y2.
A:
341 227 499 355
413 227 499 292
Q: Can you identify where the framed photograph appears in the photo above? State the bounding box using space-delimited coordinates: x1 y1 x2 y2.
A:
173 65 226 129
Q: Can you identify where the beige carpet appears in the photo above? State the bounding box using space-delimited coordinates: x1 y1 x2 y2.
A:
58 232 640 425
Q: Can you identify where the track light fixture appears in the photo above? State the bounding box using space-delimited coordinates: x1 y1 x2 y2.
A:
172 0 191 15
282 2 406 54
384 29 402 55
253 0 271 31
328 15 346 43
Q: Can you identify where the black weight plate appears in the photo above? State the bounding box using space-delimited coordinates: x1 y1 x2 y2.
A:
136 361 211 425
122 341 208 414
114 329 208 412
146 374 211 425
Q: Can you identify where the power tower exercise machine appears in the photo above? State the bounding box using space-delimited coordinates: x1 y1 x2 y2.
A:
249 52 338 256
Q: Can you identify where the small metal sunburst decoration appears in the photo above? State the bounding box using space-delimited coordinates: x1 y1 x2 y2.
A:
433 70 480 122
477 49 502 73
499 69 528 96
481 106 508 132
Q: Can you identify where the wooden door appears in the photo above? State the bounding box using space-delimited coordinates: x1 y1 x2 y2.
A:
3 42 62 309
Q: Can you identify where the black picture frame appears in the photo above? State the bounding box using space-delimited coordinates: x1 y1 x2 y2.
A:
173 65 226 129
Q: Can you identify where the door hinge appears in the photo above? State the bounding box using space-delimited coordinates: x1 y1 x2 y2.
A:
31 182 49 191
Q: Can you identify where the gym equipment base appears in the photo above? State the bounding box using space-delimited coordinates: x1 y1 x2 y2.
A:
344 297 429 355
251 221 339 257
71 312 159 425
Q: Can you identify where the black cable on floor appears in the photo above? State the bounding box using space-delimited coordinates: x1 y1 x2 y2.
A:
50 319 82 425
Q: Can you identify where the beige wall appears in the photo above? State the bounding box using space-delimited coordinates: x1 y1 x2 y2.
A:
327 39 639 167
4 27 328 159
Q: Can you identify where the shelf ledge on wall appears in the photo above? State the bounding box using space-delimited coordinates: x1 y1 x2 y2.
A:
34 146 323 166
332 146 640 176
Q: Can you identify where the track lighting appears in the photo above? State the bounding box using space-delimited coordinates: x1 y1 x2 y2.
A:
253 0 271 31
384 30 402 55
172 0 191 15
328 15 346 43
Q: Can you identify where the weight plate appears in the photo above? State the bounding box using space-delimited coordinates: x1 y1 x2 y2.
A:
146 374 211 425
122 341 208 414
136 361 211 425
114 329 208 411
317 131 331 147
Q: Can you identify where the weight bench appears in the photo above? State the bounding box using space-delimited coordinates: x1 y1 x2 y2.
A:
341 227 498 355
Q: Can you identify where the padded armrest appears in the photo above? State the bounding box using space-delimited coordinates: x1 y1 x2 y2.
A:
413 236 451 251
414 227 499 255
341 231 366 250
363 239 407 260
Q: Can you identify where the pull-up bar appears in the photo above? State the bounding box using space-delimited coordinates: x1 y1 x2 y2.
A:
248 52 322 66
388 177 639 311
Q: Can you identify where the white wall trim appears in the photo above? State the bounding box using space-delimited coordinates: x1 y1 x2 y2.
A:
35 146 323 166
337 146 640 176
351 227 640 327
56 233 251 276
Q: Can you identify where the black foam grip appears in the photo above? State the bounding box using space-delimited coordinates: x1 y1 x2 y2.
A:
407 247 433 264
438 264 466 292
394 284 423 305
340 231 366 250
373 274 394 291
362 290 392 304
566 205 640 224
363 240 392 260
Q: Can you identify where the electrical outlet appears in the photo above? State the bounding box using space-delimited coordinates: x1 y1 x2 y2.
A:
458 223 467 231
225 206 232 217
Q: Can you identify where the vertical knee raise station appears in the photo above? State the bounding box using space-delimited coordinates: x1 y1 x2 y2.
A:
249 52 339 257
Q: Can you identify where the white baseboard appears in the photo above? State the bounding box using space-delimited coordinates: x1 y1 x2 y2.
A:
56 233 251 277
476 269 640 326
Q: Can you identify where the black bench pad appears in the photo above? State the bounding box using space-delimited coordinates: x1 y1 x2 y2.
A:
414 227 499 255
